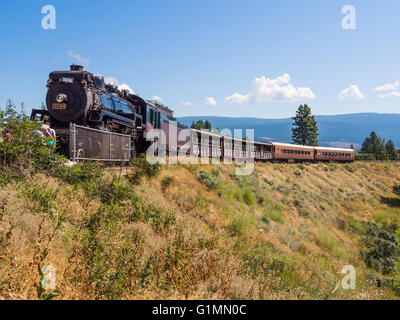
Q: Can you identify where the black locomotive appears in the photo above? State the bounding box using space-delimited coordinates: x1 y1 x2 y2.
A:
31 65 180 156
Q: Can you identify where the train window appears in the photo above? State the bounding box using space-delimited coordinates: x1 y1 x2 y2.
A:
149 108 154 125
101 94 114 112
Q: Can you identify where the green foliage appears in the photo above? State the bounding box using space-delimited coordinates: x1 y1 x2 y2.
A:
0 100 61 184
161 176 174 191
386 140 399 161
58 161 101 185
130 154 161 184
95 176 137 205
291 104 319 146
360 131 390 160
242 188 254 206
360 221 400 275
196 170 219 190
230 216 247 235
190 120 212 130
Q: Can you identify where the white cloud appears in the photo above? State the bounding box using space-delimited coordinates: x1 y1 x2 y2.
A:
225 93 250 103
118 83 134 94
182 101 194 106
374 81 400 92
67 50 90 66
378 91 400 98
152 96 163 101
104 77 118 85
205 97 217 106
374 81 400 98
224 73 315 103
338 85 365 100
104 77 134 94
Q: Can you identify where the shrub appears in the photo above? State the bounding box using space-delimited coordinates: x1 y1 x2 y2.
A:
344 163 355 173
161 176 174 191
0 102 63 184
393 184 400 197
129 154 161 184
58 161 101 185
196 170 219 190
230 216 247 235
242 188 254 206
96 176 136 205
360 221 400 275
294 170 302 177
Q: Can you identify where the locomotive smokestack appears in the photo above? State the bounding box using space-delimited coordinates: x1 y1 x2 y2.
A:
70 64 84 71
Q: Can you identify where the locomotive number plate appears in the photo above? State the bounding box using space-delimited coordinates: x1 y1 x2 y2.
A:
52 103 67 110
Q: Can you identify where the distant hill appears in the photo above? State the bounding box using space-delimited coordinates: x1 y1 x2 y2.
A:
178 113 400 148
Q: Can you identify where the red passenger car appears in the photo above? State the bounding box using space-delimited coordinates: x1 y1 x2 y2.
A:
314 147 355 162
272 142 314 162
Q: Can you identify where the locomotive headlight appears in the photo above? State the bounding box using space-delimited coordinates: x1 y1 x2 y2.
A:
56 93 67 103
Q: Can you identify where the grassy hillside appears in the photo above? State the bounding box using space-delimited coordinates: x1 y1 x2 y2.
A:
1 160 400 300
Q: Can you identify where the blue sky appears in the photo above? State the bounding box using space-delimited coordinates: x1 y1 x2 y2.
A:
0 0 399 118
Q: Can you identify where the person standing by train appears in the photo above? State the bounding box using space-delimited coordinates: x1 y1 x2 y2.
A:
44 121 56 149
38 124 55 149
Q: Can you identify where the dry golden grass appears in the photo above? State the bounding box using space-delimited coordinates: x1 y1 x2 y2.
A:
1 161 400 300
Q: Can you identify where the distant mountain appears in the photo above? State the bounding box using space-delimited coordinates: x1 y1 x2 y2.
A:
178 113 400 148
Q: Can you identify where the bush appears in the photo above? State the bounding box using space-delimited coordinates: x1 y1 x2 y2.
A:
129 154 161 184
393 184 400 197
230 216 247 235
360 221 400 275
196 170 219 190
0 102 60 184
58 161 101 185
161 176 174 191
96 176 137 205
242 188 254 206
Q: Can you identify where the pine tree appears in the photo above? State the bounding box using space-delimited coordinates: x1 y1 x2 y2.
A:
291 104 319 146
386 140 399 160
350 144 355 150
360 131 389 160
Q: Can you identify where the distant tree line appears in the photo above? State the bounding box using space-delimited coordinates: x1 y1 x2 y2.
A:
190 120 212 130
359 131 399 161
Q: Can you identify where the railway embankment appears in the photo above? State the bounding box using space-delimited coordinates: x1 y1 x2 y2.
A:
1 160 400 299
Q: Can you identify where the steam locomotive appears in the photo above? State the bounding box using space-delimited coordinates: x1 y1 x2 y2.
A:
31 64 185 156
